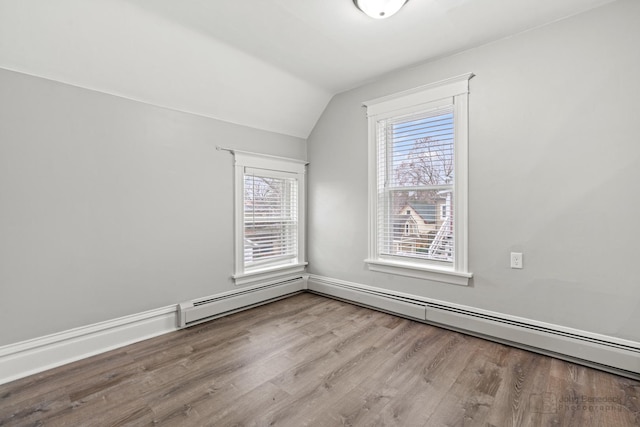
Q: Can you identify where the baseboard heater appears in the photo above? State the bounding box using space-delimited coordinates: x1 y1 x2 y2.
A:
307 276 640 380
178 277 305 328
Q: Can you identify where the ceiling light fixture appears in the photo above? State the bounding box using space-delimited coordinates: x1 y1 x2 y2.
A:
353 0 409 19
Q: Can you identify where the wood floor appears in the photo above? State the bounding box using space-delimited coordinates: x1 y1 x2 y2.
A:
1 293 638 427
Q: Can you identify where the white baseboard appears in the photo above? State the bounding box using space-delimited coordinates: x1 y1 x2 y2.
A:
3 274 637 386
0 305 178 385
307 275 640 380
0 277 309 386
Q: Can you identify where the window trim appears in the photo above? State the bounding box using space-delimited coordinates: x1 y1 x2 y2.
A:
363 73 474 286
233 151 307 286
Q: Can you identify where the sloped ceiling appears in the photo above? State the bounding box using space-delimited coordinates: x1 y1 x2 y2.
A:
0 0 616 138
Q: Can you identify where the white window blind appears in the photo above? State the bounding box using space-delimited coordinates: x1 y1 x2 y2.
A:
377 106 455 264
243 169 298 269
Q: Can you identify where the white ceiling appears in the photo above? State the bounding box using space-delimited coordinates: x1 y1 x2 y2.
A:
0 0 616 138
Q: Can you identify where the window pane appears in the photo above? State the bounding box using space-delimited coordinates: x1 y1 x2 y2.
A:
379 189 454 262
244 175 297 266
388 111 454 187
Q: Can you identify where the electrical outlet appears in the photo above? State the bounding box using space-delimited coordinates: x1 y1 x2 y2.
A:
510 252 523 269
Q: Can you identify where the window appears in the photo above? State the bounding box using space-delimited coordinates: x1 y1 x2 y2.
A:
364 73 473 286
233 151 307 285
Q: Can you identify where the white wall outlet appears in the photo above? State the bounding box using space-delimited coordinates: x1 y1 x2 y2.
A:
510 252 523 269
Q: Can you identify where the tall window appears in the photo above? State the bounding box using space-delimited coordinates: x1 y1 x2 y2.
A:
364 74 473 286
234 152 307 285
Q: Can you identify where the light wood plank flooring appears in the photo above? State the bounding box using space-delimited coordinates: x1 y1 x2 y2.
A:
1 293 638 426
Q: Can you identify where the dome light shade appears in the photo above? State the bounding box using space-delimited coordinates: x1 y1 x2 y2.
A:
353 0 409 19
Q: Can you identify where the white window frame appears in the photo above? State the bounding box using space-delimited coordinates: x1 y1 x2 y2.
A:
233 151 307 286
364 73 474 286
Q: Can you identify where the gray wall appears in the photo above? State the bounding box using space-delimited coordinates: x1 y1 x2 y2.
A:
0 69 305 346
307 0 640 342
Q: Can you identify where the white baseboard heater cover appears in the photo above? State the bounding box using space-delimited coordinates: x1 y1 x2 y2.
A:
307 276 640 380
178 277 305 328
308 278 425 320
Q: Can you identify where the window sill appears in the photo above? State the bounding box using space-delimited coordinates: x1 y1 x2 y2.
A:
233 263 308 286
364 258 472 286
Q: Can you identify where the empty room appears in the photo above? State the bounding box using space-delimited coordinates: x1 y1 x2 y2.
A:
1 0 639 425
